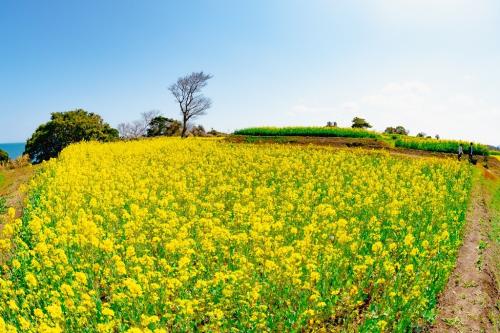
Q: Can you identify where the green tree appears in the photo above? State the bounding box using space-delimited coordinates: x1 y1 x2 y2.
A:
351 117 372 129
0 149 8 163
25 109 118 163
384 126 409 135
146 116 182 137
190 125 207 137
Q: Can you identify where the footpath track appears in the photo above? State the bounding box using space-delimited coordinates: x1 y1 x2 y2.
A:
431 177 499 333
0 166 33 219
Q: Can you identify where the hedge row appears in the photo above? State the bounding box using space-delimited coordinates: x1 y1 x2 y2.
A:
234 127 380 139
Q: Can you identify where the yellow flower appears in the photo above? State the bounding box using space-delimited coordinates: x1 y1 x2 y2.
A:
8 300 18 311
60 283 74 297
102 307 114 317
11 259 21 270
124 278 143 298
115 260 127 275
0 138 472 331
404 234 414 247
372 241 383 253
34 308 45 318
25 273 38 288
46 303 63 320
141 314 159 326
310 271 320 282
7 207 16 219
377 320 388 330
74 272 88 285
18 316 30 330
126 328 143 333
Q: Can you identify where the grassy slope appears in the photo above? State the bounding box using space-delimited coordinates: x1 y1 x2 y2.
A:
233 128 490 156
485 176 500 291
234 126 380 138
395 137 490 155
0 166 34 218
0 171 5 213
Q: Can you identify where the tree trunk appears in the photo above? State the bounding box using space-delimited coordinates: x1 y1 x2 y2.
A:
181 117 188 138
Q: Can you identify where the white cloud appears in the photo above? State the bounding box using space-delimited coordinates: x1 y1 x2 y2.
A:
340 102 360 112
290 104 335 115
288 80 500 145
381 81 431 95
366 0 496 25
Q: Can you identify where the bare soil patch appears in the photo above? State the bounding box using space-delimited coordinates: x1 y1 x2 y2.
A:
431 178 499 332
226 135 492 162
226 135 390 149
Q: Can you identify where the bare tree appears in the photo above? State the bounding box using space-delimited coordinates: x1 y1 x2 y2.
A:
117 123 131 138
139 110 160 135
169 72 212 137
118 110 160 139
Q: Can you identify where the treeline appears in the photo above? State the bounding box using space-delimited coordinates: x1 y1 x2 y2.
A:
0 149 8 163
19 71 222 163
23 108 225 164
117 110 223 140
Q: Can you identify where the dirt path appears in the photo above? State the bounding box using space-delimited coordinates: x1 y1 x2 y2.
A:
431 178 499 332
0 166 34 218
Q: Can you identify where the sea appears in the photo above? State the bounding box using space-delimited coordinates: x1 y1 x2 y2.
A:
0 143 25 159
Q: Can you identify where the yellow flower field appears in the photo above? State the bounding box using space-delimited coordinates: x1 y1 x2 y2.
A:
0 138 472 332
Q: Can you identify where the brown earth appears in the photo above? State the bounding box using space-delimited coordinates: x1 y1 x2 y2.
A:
226 135 491 161
227 135 391 149
431 175 499 333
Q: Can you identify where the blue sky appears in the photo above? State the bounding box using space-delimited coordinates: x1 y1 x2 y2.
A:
0 0 499 145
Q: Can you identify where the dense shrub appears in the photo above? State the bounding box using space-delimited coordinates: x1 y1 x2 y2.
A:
25 109 118 163
385 126 409 135
146 116 181 137
0 196 6 214
351 117 372 129
0 149 9 163
2 155 31 170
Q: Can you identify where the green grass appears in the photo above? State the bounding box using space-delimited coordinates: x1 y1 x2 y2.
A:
0 196 6 214
395 137 489 155
234 126 380 139
0 172 5 214
487 178 500 290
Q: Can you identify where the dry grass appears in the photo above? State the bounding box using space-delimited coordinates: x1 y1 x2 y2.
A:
0 165 35 218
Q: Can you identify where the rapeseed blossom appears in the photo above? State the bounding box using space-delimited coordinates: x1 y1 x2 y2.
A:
0 138 471 332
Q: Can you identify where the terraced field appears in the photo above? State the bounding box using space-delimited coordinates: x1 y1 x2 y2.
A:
0 138 473 332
